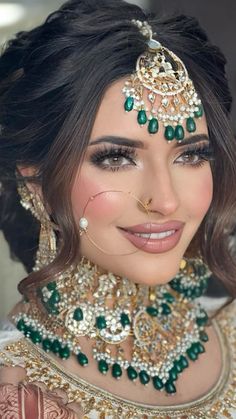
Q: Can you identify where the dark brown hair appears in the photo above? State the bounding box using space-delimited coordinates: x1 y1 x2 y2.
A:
0 0 236 296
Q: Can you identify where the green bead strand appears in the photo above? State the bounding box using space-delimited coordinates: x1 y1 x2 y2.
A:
98 360 109 374
127 366 138 381
124 97 134 112
112 363 122 379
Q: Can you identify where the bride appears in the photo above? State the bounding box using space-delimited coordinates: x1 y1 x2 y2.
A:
0 0 235 417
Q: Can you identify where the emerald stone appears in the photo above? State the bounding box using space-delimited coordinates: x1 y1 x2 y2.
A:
161 303 171 315
146 306 158 317
17 319 26 332
51 339 61 354
194 105 203 118
165 380 176 394
73 307 83 321
192 342 200 355
42 338 52 352
148 118 159 134
196 342 205 354
179 355 189 369
186 347 198 361
47 282 56 291
30 331 42 344
200 330 209 342
48 290 61 305
112 363 122 379
124 97 134 112
175 125 185 141
127 366 138 381
120 313 130 327
196 311 208 326
59 346 70 360
186 117 196 133
96 315 107 330
139 370 150 385
162 292 175 303
138 110 147 125
77 352 88 366
164 125 175 141
98 360 109 374
153 376 164 390
169 367 178 382
173 360 183 373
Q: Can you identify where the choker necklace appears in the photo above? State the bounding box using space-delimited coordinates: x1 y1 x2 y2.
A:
13 257 211 395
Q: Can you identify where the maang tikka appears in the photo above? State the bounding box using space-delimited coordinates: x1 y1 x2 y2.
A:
123 20 204 141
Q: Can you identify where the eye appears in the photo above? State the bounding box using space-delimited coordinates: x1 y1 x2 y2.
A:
175 145 214 167
89 146 137 172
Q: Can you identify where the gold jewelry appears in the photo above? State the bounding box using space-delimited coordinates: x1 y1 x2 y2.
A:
18 183 57 270
123 20 204 141
13 257 211 396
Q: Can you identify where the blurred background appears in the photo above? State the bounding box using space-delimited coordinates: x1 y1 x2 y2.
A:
0 0 235 318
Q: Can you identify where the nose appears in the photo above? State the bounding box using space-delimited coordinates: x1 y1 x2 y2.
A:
140 163 180 217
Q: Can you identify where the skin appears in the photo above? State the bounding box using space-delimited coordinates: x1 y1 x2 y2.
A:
9 77 222 408
72 78 213 285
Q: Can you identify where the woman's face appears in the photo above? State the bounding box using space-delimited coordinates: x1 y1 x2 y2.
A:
72 78 213 285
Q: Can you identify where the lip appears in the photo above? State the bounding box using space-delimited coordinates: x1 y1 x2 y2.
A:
118 221 185 254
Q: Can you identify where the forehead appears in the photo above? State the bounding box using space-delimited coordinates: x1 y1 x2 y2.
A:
90 78 208 144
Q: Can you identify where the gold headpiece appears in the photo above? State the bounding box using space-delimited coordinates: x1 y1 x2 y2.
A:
123 20 203 141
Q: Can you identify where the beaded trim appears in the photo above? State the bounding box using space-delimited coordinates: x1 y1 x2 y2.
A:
1 302 236 418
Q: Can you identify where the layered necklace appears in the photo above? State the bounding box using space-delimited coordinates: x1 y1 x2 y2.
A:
13 257 211 396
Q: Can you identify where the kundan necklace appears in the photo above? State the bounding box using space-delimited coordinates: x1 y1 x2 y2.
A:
13 257 211 395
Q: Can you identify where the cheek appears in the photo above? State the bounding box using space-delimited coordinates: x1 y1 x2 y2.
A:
71 175 128 225
184 166 213 219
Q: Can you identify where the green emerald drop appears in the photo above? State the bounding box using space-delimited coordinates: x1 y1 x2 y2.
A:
179 355 189 369
162 292 175 303
169 367 178 382
112 363 122 379
139 370 150 385
186 347 198 361
148 118 159 134
47 282 57 291
165 381 177 394
196 342 205 354
59 346 70 360
120 313 130 327
186 117 196 133
30 331 42 344
173 360 183 373
127 366 138 381
164 125 175 141
96 315 107 330
42 338 52 352
161 303 171 315
175 125 185 141
124 96 134 112
48 290 61 305
77 352 89 366
196 311 208 327
146 306 158 317
17 319 26 332
98 359 109 374
51 339 61 354
153 376 164 390
194 105 204 118
73 307 83 321
200 330 209 342
138 110 147 125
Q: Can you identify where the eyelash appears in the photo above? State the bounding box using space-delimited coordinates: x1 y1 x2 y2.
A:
89 144 214 172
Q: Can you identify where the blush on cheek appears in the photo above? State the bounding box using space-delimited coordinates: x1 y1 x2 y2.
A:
71 176 128 226
191 171 213 218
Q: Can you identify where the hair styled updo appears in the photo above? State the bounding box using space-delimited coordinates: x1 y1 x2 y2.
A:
0 0 235 296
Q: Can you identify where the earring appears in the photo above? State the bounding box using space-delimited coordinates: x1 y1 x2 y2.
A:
18 183 57 270
79 217 89 236
170 257 210 300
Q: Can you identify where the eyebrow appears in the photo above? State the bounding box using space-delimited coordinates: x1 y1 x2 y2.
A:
89 134 210 149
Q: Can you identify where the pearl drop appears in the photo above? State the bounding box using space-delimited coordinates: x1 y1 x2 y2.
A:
79 217 88 230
